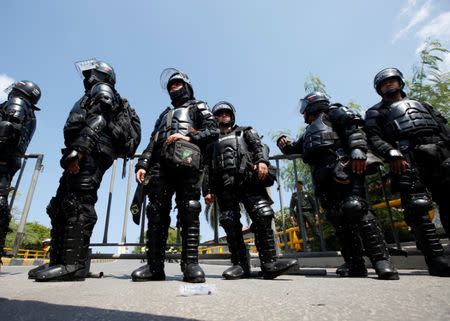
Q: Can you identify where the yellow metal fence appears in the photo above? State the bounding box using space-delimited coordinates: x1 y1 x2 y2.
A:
4 247 48 259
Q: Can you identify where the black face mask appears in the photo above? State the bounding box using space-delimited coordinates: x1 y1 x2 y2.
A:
169 85 191 106
382 88 406 101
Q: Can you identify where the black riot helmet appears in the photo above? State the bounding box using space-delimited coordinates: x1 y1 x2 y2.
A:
160 68 194 106
373 68 405 96
6 80 41 108
212 101 236 127
75 59 116 90
299 91 330 116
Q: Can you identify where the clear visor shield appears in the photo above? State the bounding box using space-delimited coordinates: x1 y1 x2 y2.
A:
298 98 308 115
74 58 101 78
160 68 191 91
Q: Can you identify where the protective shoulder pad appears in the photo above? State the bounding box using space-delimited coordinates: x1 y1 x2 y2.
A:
195 101 213 118
235 125 253 132
5 97 30 123
328 104 362 126
367 101 384 111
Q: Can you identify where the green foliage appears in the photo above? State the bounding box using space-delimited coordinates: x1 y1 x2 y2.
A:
346 100 363 112
132 227 181 254
274 207 294 230
406 38 450 119
270 128 312 191
167 227 178 245
5 220 50 250
304 73 328 95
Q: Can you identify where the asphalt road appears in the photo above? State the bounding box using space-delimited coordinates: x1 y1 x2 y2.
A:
1 260 450 321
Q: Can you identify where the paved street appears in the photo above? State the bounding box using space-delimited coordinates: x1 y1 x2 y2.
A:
1 260 450 321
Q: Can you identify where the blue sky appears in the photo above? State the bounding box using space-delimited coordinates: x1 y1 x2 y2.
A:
1 0 449 250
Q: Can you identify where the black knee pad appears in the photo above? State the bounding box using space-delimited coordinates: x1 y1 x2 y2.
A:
186 200 201 214
46 196 61 221
340 196 368 222
252 200 274 218
179 200 201 226
404 193 433 213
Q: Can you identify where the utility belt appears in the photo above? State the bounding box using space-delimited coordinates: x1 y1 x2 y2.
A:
397 133 444 152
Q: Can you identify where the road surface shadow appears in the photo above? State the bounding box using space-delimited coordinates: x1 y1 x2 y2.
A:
0 298 199 321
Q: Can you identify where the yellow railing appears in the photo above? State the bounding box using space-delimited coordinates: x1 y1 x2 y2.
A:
371 198 435 228
4 248 48 259
199 227 312 254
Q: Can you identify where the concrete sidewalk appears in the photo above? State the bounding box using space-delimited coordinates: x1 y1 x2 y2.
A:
1 260 450 321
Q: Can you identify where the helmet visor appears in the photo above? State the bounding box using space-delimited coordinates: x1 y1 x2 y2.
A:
160 68 190 91
299 98 308 114
74 58 100 78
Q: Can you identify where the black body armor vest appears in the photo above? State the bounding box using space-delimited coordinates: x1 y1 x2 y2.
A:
212 128 249 173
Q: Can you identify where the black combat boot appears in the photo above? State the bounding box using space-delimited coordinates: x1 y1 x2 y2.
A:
252 220 297 279
359 217 399 280
180 202 205 283
29 198 64 279
222 224 251 280
335 225 368 277
0 200 11 266
35 219 90 282
131 260 166 281
181 225 205 283
411 215 450 277
132 216 168 281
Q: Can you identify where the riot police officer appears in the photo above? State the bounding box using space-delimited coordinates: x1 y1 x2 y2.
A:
278 92 399 280
289 180 321 248
203 101 298 280
365 68 450 277
131 68 219 283
31 59 141 281
0 81 41 264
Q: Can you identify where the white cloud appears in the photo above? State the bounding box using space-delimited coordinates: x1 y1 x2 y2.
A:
0 74 15 103
393 0 431 43
417 11 450 42
400 0 417 17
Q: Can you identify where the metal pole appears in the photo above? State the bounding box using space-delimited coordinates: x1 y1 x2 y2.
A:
292 159 310 251
12 155 43 256
102 160 117 244
120 159 134 245
9 158 27 209
275 159 288 252
377 166 402 250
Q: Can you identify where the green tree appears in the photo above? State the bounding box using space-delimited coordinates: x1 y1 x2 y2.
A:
5 220 50 250
304 73 328 95
406 38 450 119
274 207 294 230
